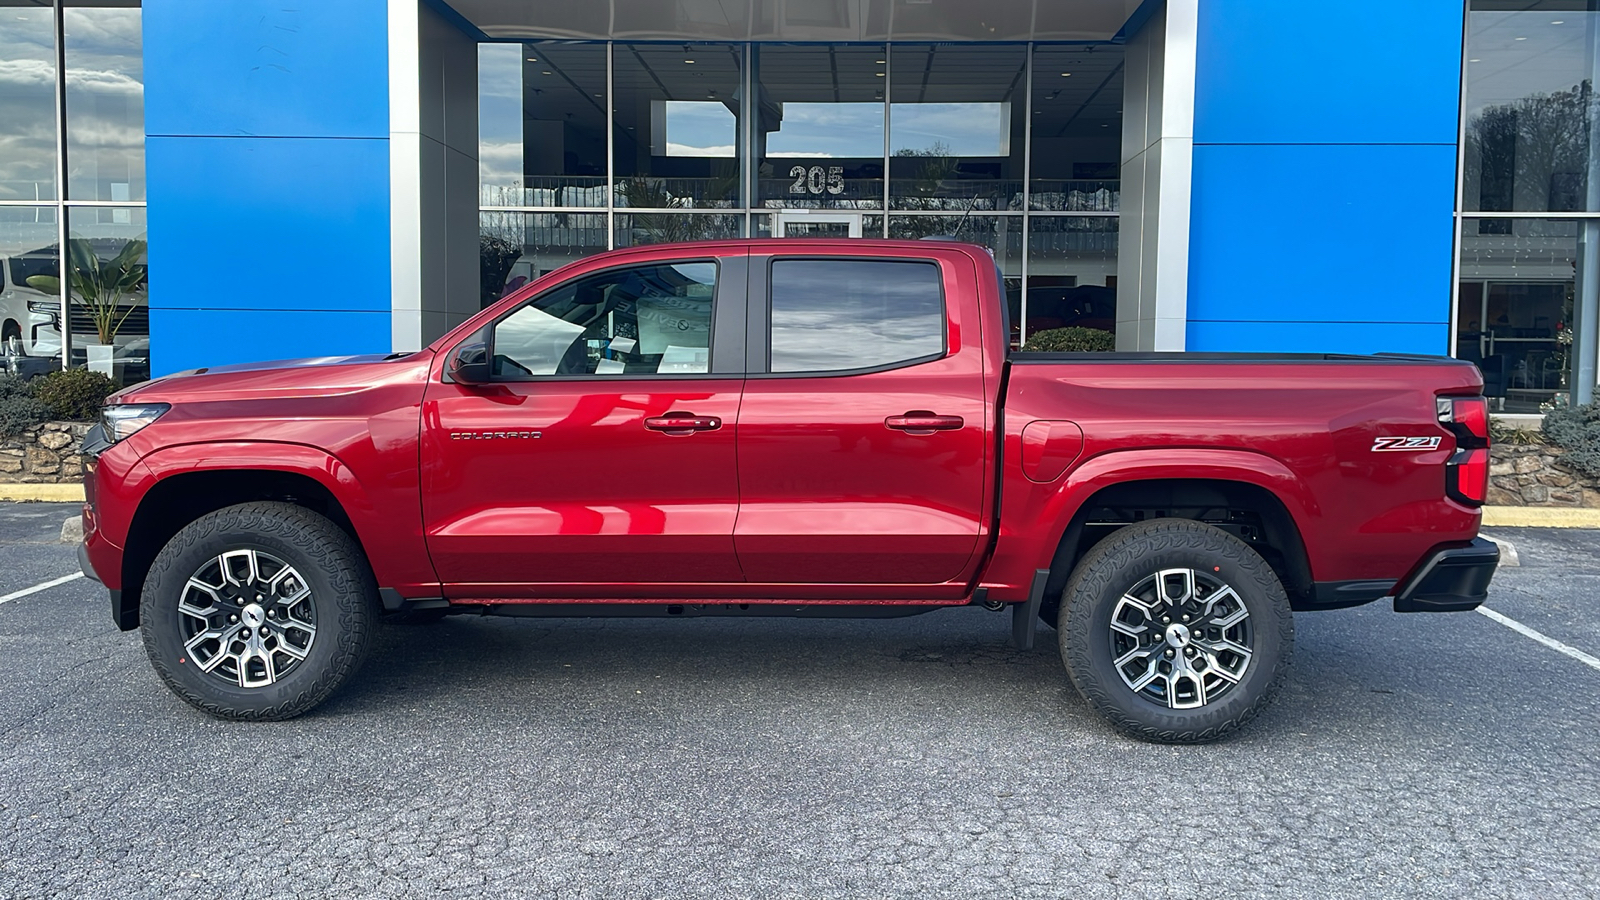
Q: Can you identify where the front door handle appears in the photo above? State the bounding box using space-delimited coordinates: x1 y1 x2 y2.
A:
885 411 964 435
645 412 722 435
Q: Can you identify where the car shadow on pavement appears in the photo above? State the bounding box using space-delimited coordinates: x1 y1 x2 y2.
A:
296 606 1509 746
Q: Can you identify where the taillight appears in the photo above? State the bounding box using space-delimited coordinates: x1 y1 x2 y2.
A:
1437 396 1489 447
1446 448 1489 505
1438 395 1490 506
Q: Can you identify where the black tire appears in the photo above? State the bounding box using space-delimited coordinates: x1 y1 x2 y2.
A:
2 320 20 345
139 502 377 720
1059 518 1293 743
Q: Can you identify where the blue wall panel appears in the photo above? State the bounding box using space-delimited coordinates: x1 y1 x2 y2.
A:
150 310 393 374
144 0 388 139
146 137 390 313
1185 321 1447 357
143 0 390 376
1187 143 1457 329
1186 0 1465 355
1193 0 1465 145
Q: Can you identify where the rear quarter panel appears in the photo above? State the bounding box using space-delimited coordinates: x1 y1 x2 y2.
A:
983 358 1485 599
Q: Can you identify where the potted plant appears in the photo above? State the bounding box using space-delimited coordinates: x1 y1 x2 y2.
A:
24 236 147 377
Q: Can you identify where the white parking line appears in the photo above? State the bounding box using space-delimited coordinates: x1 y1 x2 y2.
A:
0 572 84 605
1479 606 1600 673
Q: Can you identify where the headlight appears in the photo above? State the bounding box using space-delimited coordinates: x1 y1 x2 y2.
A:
101 404 170 442
26 299 57 313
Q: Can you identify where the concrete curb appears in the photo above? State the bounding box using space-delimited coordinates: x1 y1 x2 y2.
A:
1481 507 1600 529
0 485 85 503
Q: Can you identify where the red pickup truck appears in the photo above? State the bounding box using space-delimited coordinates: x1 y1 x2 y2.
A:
77 239 1497 743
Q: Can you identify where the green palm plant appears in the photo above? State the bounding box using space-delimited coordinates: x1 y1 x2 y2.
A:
24 236 148 346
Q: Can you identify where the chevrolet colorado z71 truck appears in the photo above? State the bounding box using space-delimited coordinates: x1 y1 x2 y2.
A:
77 239 1498 743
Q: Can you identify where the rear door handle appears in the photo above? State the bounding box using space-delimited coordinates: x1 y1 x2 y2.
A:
885 412 964 435
645 412 722 435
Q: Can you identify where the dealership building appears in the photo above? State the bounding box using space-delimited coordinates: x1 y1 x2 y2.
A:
0 0 1595 410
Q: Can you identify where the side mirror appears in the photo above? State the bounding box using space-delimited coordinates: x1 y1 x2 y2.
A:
448 333 492 385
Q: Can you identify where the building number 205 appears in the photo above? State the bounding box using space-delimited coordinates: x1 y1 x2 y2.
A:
789 165 846 195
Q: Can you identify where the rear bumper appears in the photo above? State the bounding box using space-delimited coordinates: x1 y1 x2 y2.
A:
1392 538 1499 613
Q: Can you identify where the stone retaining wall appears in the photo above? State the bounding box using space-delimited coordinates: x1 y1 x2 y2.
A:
1488 444 1600 508
0 422 91 484
3 421 1598 507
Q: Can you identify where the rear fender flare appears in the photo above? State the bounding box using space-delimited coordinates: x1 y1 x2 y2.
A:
1033 447 1319 576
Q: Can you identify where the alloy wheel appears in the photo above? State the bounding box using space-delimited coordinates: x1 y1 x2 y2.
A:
176 549 316 688
1108 567 1253 709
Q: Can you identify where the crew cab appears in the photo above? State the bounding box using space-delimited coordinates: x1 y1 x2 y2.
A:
77 239 1499 742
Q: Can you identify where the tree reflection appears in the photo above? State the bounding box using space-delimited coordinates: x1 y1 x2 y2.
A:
1467 80 1592 214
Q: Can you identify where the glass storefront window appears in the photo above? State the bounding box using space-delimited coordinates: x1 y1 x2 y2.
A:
614 212 745 247
478 40 1120 348
886 215 1022 340
1457 217 1581 411
58 206 148 382
888 44 1026 211
0 208 60 352
1463 3 1600 213
754 44 886 210
480 210 607 306
479 42 607 208
64 3 144 202
1025 215 1119 340
1029 45 1122 211
613 43 742 209
0 6 57 202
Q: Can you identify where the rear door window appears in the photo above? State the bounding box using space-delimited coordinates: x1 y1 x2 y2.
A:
768 259 944 373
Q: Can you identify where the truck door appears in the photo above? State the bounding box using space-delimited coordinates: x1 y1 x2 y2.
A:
733 251 989 589
420 255 748 597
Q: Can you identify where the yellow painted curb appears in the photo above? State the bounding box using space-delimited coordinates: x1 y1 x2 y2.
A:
1482 506 1600 528
0 484 85 503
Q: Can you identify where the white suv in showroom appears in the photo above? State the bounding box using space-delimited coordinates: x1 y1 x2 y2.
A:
0 248 149 380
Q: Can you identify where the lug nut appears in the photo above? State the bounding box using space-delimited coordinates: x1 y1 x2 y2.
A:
1165 649 1174 658
1162 617 1170 624
229 615 238 622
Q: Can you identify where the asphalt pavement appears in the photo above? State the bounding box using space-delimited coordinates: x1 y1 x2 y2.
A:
1 502 1597 898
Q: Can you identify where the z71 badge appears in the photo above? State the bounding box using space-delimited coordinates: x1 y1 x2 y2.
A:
1371 435 1441 452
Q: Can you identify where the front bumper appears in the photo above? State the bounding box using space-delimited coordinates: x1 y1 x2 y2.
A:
1393 538 1500 613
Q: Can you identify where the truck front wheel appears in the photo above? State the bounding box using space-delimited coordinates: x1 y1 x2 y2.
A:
1059 518 1294 743
139 502 376 720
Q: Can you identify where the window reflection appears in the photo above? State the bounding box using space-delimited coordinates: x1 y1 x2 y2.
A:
479 42 607 208
480 210 608 306
0 208 59 354
613 44 742 208
770 259 944 372
755 44 886 209
1025 216 1118 340
64 4 144 202
0 7 57 201
1029 45 1122 211
1463 5 1599 213
614 213 745 248
1457 218 1579 411
493 262 716 377
888 44 1026 210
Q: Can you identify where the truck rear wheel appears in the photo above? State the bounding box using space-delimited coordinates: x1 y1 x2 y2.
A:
139 502 376 720
1058 518 1293 743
